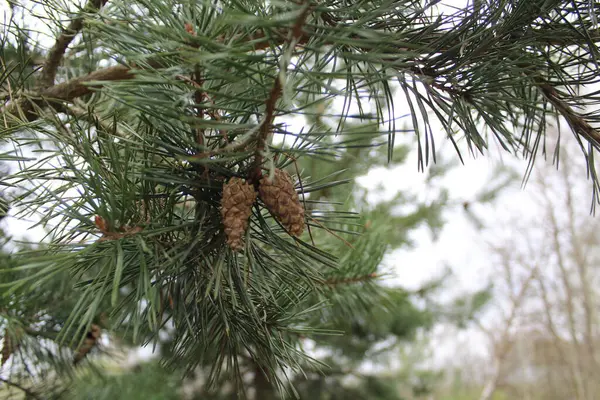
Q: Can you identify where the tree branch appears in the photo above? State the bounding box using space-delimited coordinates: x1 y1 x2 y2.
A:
536 81 600 146
249 2 313 183
40 0 109 88
253 362 275 400
249 76 283 182
323 273 378 287
2 7 599 147
478 265 537 400
3 65 132 121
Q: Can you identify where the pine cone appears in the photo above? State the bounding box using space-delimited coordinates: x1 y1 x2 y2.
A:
1 329 12 366
221 177 257 251
74 324 101 365
259 169 305 236
1 327 22 366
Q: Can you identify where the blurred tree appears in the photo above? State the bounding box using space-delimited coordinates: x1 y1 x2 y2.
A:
451 130 600 400
1 0 599 399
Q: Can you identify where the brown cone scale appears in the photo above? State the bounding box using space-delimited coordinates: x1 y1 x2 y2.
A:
1 329 13 366
74 324 101 365
1 327 23 366
221 177 257 251
259 169 305 237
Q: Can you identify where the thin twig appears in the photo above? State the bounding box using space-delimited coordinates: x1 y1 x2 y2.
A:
307 215 354 249
537 81 600 146
323 273 378 286
249 2 313 183
193 66 205 146
190 3 313 167
175 74 222 121
190 122 260 160
65 100 124 137
510 57 600 147
249 76 283 183
0 56 14 129
0 377 41 400
221 20 600 52
40 0 109 88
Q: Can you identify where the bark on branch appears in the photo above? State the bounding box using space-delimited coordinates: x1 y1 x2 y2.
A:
3 65 132 121
249 2 313 183
40 0 109 88
537 81 600 147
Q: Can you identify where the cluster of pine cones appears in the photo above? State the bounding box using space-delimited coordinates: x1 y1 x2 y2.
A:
221 168 305 251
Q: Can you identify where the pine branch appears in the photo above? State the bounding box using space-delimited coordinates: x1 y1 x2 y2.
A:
324 273 378 287
66 99 124 137
3 65 132 121
4 2 600 395
38 64 131 102
249 2 313 183
537 81 600 146
250 77 282 182
253 363 275 400
2 11 598 131
224 10 600 50
2 7 313 126
511 56 600 147
39 0 109 88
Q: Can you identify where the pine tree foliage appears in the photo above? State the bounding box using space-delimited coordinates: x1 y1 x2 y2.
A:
64 362 182 400
0 0 597 397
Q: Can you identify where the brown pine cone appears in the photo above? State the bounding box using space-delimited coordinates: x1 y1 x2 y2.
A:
1 329 12 366
259 169 305 237
1 327 23 366
74 324 101 365
221 177 257 251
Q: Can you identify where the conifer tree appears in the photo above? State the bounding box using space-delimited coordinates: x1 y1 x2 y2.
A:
1 0 599 398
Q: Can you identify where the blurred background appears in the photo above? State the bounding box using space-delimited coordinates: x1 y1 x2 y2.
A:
2 0 600 399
